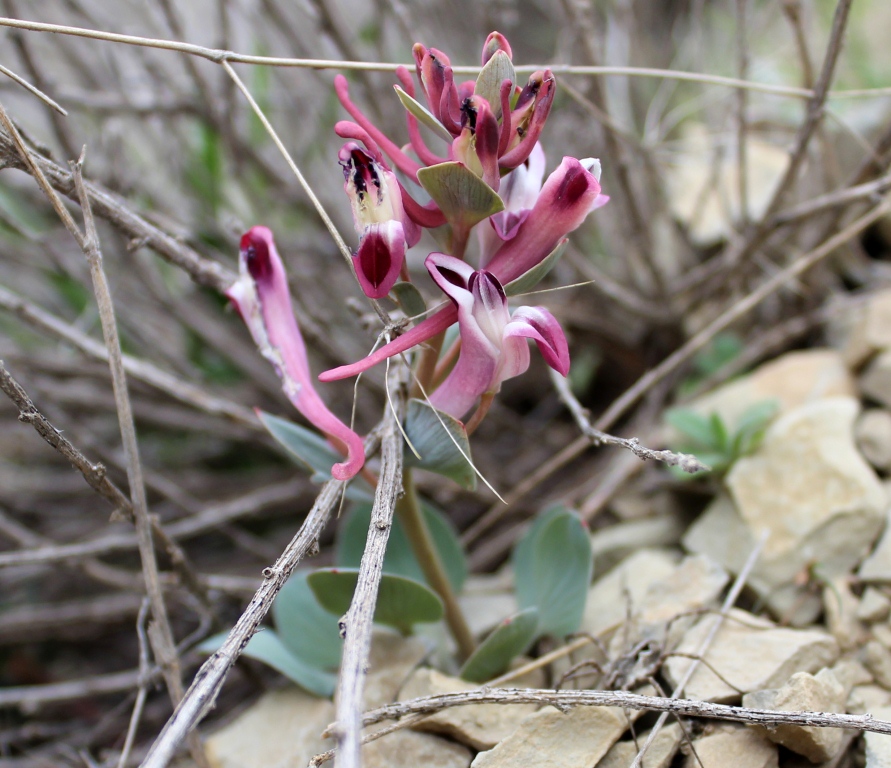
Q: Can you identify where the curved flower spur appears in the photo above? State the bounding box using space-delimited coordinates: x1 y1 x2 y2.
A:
226 226 365 480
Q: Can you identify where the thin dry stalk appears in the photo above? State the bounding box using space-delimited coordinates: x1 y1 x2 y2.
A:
117 599 152 768
333 366 406 768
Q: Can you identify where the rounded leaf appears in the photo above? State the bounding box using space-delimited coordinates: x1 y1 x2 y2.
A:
460 608 539 683
403 399 476 490
513 508 593 638
308 568 444 635
272 571 343 670
417 162 504 232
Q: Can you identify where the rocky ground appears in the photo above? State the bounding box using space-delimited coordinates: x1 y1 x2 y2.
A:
201 289 891 768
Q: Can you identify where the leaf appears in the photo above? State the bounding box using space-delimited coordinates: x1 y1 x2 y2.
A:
403 399 476 490
504 240 568 297
709 412 730 453
664 408 718 448
732 399 779 457
394 85 453 143
336 501 467 593
513 508 593 638
460 608 539 683
417 162 504 232
392 281 428 321
475 50 516 121
272 571 343 670
197 630 337 697
308 568 444 635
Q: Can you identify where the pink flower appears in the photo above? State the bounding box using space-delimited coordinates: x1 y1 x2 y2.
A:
319 157 606 383
340 142 421 299
426 254 569 419
226 226 365 480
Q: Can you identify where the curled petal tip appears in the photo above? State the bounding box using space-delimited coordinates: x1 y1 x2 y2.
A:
482 32 512 65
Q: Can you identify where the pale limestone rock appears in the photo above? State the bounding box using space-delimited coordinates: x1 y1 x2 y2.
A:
743 669 846 762
399 668 536 750
842 289 891 367
458 575 517 638
829 659 872 694
686 398 887 625
205 688 334 768
672 350 855 440
664 124 788 246
362 729 471 768
857 410 891 472
595 724 682 768
682 726 777 768
859 588 891 623
470 705 627 768
824 577 868 651
864 641 891 690
590 511 687 574
863 352 891 410
847 684 890 715
865 706 891 768
364 632 429 708
873 623 891 649
860 501 891 582
582 548 680 638
663 608 839 703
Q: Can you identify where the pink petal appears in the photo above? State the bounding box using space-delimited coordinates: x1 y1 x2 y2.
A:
506 306 570 375
354 221 405 299
226 227 365 480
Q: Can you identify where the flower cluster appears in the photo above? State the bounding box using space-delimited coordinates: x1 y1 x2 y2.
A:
228 33 607 480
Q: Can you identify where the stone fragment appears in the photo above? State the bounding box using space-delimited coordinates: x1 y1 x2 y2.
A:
829 659 872 694
859 588 891 623
362 729 471 768
364 632 429 708
857 410 891 472
863 352 891 410
837 289 891 367
864 640 891 690
848 684 890 715
686 398 887 625
590 511 687 574
399 668 536 750
471 705 627 768
682 726 777 768
673 349 855 439
582 548 680 638
663 608 839 703
860 504 891 583
865 706 891 768
205 688 334 768
458 575 517 639
743 669 846 762
874 623 891 649
824 577 868 651
595 724 682 768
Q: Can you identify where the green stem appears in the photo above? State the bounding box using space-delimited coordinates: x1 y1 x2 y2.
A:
397 469 476 661
410 329 446 400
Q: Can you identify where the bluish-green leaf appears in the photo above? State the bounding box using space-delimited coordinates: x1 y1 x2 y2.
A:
403 399 476 490
709 412 730 453
394 85 453 143
460 608 539 683
475 51 516 121
505 240 567 297
272 571 342 670
198 630 337 697
392 281 428 321
308 568 444 635
514 509 593 638
732 400 779 457
664 408 717 448
417 162 504 232
337 502 467 593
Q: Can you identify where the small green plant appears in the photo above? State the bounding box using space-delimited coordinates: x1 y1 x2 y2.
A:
665 400 779 477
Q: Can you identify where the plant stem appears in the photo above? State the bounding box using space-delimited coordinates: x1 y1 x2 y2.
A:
397 469 476 661
410 329 446 399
